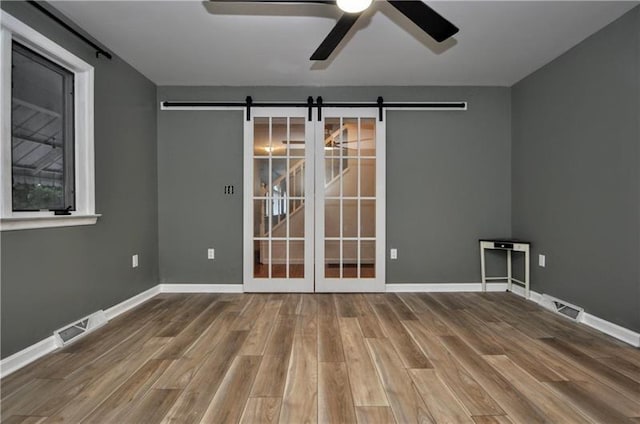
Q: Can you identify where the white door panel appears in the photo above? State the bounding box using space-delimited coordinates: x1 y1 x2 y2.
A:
315 109 385 292
244 109 314 292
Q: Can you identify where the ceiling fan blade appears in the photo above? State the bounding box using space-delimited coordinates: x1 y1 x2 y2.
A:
387 0 458 42
310 12 361 60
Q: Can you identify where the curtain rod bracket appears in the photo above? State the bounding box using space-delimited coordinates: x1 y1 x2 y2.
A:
28 1 112 60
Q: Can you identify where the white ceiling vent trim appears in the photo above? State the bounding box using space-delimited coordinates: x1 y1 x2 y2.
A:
53 310 108 347
539 294 584 322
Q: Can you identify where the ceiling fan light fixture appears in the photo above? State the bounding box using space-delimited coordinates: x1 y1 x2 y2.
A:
336 0 372 14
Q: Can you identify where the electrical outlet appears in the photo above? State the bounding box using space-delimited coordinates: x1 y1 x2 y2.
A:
208 248 215 260
538 254 546 268
132 254 139 268
390 248 398 260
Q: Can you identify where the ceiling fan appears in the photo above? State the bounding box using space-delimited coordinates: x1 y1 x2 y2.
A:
209 0 459 60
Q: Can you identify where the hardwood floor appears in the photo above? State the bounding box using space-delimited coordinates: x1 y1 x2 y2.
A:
1 292 639 423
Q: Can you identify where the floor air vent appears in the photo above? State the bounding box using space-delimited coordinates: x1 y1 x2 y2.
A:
540 294 584 322
54 311 108 346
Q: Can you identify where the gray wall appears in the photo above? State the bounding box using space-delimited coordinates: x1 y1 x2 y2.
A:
512 6 640 332
158 86 511 285
157 110 244 284
1 2 159 357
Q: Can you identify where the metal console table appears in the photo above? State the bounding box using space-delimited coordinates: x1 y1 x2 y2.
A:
479 239 531 298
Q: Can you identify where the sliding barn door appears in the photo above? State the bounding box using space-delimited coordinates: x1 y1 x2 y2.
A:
244 107 385 292
315 108 385 292
243 109 315 292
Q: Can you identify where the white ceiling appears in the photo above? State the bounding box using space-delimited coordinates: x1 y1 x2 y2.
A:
51 1 638 86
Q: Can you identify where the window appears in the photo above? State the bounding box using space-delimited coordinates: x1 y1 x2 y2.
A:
1 11 97 230
11 42 75 212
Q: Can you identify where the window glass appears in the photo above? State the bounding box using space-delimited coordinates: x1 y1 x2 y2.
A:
11 42 75 211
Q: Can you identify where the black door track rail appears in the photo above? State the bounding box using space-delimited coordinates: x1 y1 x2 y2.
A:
162 98 467 122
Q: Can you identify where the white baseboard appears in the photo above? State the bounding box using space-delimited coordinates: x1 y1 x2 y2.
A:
509 286 639 347
386 282 507 292
158 284 243 293
508 284 543 303
580 312 640 347
104 285 160 320
485 283 510 292
0 336 58 378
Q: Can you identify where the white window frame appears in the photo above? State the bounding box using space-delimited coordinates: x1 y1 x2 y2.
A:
0 11 98 231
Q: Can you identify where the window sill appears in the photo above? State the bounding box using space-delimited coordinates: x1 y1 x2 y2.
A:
0 214 101 231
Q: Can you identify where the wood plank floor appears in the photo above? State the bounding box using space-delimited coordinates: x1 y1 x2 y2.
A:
1 292 639 423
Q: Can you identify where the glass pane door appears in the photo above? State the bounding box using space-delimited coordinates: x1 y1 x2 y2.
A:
244 107 384 292
315 109 385 292
244 109 314 292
